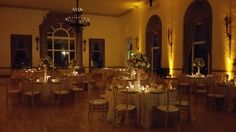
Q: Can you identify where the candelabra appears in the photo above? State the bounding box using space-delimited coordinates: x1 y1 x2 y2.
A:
168 28 173 53
224 14 232 56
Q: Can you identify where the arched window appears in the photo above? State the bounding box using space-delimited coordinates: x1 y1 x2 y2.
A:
146 15 162 73
183 0 212 75
39 12 83 68
47 23 76 68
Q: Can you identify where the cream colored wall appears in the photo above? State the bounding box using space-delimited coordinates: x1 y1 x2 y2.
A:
83 14 123 67
0 7 47 68
120 0 236 77
0 7 123 70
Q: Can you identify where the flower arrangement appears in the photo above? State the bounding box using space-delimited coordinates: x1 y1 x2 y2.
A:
193 58 205 68
39 56 53 68
127 52 150 70
69 59 80 69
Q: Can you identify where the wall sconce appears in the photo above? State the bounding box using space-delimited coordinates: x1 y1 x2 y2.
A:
35 37 39 50
168 28 173 53
149 0 154 7
83 39 87 52
224 14 232 40
224 14 232 55
134 36 139 50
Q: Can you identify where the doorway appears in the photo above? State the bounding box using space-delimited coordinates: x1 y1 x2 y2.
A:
89 39 105 70
11 34 32 68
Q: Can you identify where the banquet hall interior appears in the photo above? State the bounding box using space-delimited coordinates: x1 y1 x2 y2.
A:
1 0 236 132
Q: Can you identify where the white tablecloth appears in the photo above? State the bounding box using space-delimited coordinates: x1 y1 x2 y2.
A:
105 89 176 128
32 82 61 105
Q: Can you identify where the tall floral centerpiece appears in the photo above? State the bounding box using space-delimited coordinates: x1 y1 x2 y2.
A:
69 59 80 76
193 58 205 76
127 53 150 89
39 56 52 82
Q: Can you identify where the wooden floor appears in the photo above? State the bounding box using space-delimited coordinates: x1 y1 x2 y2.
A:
1 78 236 132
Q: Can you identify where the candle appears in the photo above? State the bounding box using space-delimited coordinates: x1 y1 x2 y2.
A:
141 86 145 93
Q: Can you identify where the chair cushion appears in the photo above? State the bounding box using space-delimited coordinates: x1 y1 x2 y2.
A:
116 104 136 111
174 100 189 106
157 105 179 112
24 91 40 96
90 99 108 105
196 89 208 94
8 89 21 94
54 90 69 95
71 86 84 91
207 93 224 98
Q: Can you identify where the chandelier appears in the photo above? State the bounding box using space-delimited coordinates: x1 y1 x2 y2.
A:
65 0 90 33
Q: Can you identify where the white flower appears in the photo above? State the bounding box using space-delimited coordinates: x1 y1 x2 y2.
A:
39 56 52 68
69 59 79 69
127 53 150 70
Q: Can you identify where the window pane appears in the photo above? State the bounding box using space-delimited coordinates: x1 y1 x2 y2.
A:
153 34 159 47
152 48 159 72
68 29 75 37
54 30 68 37
54 39 68 50
70 40 75 50
54 51 68 68
47 39 52 49
194 24 205 41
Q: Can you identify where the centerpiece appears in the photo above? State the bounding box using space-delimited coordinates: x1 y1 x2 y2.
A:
69 59 80 76
127 52 150 90
193 57 205 76
39 56 53 82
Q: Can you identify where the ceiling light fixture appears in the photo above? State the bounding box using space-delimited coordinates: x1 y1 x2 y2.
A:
65 0 90 33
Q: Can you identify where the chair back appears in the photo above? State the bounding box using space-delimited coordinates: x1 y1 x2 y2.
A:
112 86 129 109
22 79 33 93
176 82 191 106
88 82 96 103
6 77 20 91
163 80 177 111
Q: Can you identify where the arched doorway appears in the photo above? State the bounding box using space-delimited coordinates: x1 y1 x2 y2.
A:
146 15 162 73
183 0 212 75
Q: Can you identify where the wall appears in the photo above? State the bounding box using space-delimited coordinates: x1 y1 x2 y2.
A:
0 7 46 68
0 7 123 73
83 14 123 67
120 0 236 78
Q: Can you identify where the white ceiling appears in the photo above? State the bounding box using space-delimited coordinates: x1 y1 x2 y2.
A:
0 0 151 16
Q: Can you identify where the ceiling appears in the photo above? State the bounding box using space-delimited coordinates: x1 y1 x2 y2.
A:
0 0 151 16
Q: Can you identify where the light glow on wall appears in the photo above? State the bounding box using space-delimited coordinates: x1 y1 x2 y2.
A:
168 53 174 76
138 28 142 52
224 0 235 80
224 35 234 79
226 55 233 79
168 32 175 77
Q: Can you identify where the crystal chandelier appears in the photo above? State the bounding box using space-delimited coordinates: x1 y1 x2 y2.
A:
65 0 90 33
